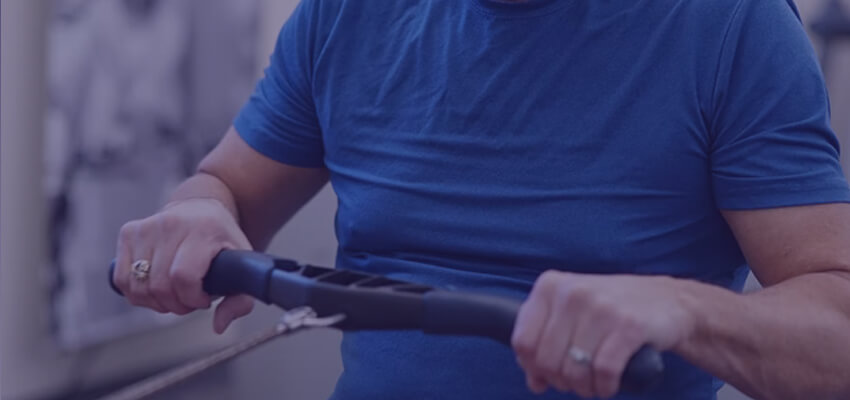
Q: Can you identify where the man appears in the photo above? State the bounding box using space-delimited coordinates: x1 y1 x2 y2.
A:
112 0 850 399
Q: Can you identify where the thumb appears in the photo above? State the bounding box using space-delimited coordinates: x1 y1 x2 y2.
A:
213 294 254 334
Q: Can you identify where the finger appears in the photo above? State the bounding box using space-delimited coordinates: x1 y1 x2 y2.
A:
170 239 216 309
534 285 579 392
114 222 137 295
526 373 548 395
513 271 560 364
149 237 194 315
562 296 618 399
127 232 167 313
592 321 647 399
213 295 254 334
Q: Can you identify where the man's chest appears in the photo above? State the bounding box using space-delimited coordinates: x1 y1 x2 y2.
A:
308 2 726 273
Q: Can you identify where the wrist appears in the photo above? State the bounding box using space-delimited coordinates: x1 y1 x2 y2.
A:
669 278 738 355
163 197 239 223
164 172 241 221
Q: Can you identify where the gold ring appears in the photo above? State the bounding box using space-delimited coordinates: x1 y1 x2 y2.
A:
131 259 151 281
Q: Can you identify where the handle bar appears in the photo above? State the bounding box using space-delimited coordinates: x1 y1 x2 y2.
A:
109 250 663 393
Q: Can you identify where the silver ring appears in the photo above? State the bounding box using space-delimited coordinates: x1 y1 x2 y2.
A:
567 347 592 366
131 259 151 281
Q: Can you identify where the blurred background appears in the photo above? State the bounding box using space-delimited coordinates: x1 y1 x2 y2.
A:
1 0 849 399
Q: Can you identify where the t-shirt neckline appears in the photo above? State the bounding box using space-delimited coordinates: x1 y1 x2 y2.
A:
472 0 567 18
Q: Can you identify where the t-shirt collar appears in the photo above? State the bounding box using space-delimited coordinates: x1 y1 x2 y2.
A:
473 0 564 17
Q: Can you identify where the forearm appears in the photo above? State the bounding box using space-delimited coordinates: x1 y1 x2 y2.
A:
165 171 283 250
167 172 240 220
675 272 850 400
165 129 330 250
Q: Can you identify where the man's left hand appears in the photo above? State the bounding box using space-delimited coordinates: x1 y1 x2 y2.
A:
511 271 696 398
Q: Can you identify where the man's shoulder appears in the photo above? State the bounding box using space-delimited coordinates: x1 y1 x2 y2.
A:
662 0 744 23
647 0 802 47
677 0 801 26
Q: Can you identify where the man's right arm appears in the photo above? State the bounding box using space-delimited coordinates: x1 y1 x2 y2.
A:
181 127 329 250
112 127 329 332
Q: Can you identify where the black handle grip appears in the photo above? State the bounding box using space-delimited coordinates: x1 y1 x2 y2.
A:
108 250 278 299
420 290 663 393
109 250 664 393
621 345 665 393
422 290 520 344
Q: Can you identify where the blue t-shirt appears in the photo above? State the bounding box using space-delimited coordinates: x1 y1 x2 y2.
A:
234 0 850 398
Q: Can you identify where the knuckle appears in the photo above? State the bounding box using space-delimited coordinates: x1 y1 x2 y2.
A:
171 307 192 316
180 292 211 310
595 380 618 399
114 275 130 292
126 296 141 306
194 295 213 309
535 357 560 378
511 335 536 357
156 212 183 233
562 369 593 397
618 317 646 340
128 293 151 308
170 266 198 289
148 282 172 299
598 386 618 399
194 215 226 239
548 377 571 392
575 386 594 399
532 347 555 369
118 221 139 244
561 365 580 383
594 359 621 383
135 218 157 241
537 270 562 290
127 282 148 297
562 364 590 386
566 285 593 307
591 298 617 317
594 368 620 399
553 284 572 306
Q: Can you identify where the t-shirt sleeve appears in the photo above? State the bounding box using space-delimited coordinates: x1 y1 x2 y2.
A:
709 0 850 210
233 0 324 168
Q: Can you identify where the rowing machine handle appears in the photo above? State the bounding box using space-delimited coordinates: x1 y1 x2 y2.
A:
421 290 663 393
109 250 663 393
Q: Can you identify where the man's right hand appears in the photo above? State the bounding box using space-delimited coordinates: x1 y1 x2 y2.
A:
112 198 255 334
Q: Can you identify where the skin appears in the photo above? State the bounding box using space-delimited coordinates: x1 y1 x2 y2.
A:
112 128 328 333
512 205 850 399
114 128 850 399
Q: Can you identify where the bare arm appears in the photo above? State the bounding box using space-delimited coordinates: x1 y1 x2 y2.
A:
512 203 850 399
172 127 329 250
114 127 328 333
674 204 850 400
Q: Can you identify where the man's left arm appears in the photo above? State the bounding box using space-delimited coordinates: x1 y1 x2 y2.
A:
678 204 850 400
512 203 850 399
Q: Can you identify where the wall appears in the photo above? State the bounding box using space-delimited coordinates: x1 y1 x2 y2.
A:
800 0 850 165
1 0 327 399
0 1 237 399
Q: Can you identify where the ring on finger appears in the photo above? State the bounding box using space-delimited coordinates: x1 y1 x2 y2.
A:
567 346 593 366
131 259 152 281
